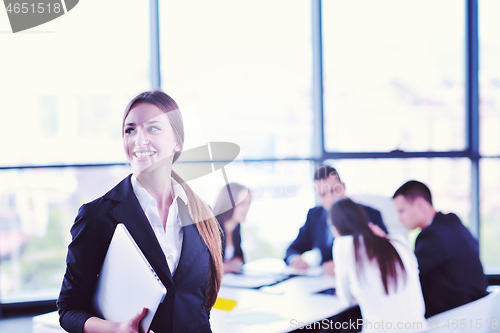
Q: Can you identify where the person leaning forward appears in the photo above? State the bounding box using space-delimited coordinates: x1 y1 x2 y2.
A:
392 180 488 318
284 165 388 275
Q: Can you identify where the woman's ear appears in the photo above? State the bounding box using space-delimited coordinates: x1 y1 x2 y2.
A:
174 143 181 152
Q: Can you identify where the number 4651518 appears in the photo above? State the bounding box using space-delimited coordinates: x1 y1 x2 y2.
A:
6 3 62 14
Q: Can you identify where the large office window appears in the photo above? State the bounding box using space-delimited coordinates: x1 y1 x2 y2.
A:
0 166 131 302
479 0 500 272
480 159 500 271
322 0 465 153
325 158 471 220
479 0 500 157
201 160 317 262
0 0 149 303
159 0 315 262
160 0 313 160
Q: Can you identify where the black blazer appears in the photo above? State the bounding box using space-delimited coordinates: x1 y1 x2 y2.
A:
57 175 213 333
219 222 244 262
416 212 488 318
285 203 387 264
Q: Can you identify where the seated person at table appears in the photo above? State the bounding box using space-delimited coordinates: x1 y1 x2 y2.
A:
392 180 488 318
331 198 427 333
285 165 388 275
214 183 251 274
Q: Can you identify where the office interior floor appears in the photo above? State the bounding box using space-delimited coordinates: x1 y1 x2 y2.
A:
2 294 500 333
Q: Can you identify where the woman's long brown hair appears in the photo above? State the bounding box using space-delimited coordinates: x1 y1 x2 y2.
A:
123 90 223 309
330 198 406 295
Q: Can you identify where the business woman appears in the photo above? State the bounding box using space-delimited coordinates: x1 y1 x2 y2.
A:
330 199 427 333
213 183 251 274
57 90 223 333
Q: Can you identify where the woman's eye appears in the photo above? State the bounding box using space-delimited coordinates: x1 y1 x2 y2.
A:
148 126 160 132
124 127 136 134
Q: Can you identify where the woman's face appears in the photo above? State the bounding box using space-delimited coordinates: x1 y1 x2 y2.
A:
232 190 251 223
123 103 179 177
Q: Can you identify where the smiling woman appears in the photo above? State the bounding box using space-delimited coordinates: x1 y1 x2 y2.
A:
123 103 181 178
57 90 223 333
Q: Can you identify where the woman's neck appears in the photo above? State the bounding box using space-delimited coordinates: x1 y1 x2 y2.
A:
135 166 173 206
136 167 175 230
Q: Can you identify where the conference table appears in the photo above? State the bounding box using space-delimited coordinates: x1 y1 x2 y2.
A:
32 258 349 333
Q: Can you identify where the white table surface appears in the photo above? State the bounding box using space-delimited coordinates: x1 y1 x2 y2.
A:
212 274 346 333
33 265 347 333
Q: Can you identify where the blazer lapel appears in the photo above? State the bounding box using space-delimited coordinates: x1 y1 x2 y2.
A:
173 199 207 284
106 175 174 285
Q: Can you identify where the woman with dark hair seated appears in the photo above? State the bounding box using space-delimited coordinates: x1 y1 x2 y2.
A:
213 183 251 274
330 198 427 333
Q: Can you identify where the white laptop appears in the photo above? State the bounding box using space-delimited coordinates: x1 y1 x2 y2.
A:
93 223 167 333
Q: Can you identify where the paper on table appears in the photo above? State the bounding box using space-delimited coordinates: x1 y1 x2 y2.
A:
221 273 283 289
242 258 287 274
282 265 323 277
229 312 286 325
242 257 323 277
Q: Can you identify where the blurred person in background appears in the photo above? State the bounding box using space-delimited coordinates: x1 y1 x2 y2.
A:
214 182 251 274
285 165 388 275
330 198 427 333
393 180 488 318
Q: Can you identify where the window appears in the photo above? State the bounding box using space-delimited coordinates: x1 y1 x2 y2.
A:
160 0 313 160
480 159 500 272
323 0 465 153
185 160 317 261
479 0 500 157
325 158 471 224
479 0 500 272
0 0 149 303
0 166 131 302
0 1 149 167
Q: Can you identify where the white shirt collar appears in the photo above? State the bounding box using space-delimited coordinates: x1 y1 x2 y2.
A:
131 175 188 212
130 175 186 275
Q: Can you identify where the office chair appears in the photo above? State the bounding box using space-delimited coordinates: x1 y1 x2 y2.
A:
420 285 500 333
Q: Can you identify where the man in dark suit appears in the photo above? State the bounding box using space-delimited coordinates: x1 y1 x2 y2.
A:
285 165 387 275
393 180 488 318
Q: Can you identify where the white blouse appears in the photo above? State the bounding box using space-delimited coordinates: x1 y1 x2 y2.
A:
131 176 187 276
224 245 235 261
334 234 428 333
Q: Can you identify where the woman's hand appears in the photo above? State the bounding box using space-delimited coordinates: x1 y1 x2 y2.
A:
223 258 244 274
368 222 387 238
321 260 335 276
118 308 148 333
289 255 309 270
84 308 154 333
